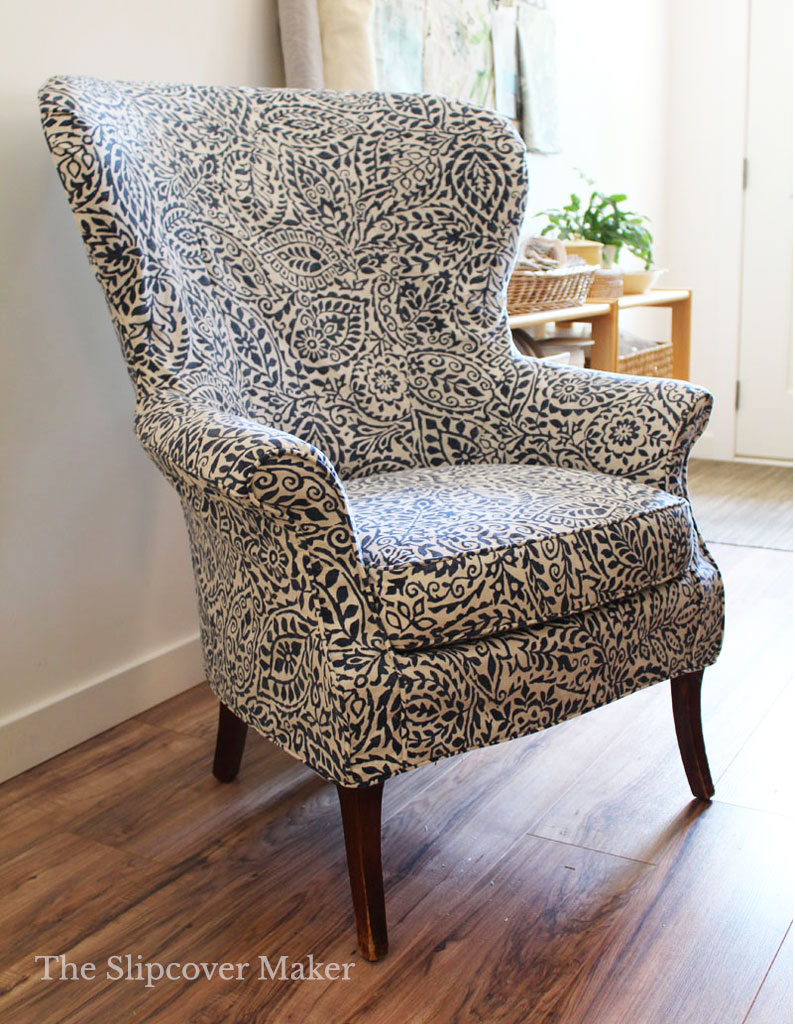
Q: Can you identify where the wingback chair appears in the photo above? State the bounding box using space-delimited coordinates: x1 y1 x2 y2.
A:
39 76 724 960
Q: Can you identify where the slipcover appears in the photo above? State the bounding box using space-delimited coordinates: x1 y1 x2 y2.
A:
38 78 724 786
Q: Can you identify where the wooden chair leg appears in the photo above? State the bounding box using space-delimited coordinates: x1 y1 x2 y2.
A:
337 782 388 961
671 670 714 800
212 701 248 782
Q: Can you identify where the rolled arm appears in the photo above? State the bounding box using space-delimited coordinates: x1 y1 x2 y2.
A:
135 390 355 533
507 359 713 497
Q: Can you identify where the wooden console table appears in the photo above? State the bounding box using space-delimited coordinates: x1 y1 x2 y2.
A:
507 288 692 380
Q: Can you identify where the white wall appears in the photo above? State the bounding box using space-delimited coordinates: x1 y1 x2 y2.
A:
526 0 670 265
666 0 749 460
526 0 752 456
524 0 674 343
0 1 284 781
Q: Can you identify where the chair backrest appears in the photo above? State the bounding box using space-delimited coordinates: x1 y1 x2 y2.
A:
39 77 528 478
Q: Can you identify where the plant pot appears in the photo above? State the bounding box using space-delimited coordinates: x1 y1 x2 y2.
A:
561 239 602 266
601 244 618 268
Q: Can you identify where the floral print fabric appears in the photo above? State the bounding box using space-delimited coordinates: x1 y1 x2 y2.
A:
39 77 724 785
348 463 695 649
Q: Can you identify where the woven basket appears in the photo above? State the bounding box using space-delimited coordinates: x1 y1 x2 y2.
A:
507 265 596 314
617 339 674 378
587 268 623 300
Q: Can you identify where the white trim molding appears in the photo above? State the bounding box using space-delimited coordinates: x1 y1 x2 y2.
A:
0 633 203 784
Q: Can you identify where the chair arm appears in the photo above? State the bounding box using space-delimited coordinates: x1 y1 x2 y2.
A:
507 359 713 497
135 390 354 533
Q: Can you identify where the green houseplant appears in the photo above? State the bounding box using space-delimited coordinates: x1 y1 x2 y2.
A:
539 175 655 269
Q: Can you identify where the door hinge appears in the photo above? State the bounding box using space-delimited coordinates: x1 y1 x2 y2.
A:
735 379 741 410
742 158 749 191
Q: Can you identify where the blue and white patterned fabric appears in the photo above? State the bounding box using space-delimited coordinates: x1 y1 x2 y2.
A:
39 77 724 786
348 463 695 650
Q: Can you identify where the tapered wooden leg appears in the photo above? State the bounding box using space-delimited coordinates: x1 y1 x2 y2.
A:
212 702 248 782
337 782 388 961
671 671 714 800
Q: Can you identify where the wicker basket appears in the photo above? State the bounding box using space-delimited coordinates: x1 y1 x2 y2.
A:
587 268 623 300
617 339 674 378
507 265 596 314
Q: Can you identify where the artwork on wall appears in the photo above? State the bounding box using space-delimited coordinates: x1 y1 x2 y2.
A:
278 0 561 152
516 0 561 153
373 0 425 92
422 0 496 108
491 2 519 119
373 0 560 152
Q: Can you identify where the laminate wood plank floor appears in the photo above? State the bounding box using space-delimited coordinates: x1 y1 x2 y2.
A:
746 928 794 1024
0 461 791 1023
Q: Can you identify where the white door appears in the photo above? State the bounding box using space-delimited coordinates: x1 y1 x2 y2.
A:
735 0 793 461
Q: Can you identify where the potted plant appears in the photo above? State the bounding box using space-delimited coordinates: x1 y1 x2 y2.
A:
538 175 656 274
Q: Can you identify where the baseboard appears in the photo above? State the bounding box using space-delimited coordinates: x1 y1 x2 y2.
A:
732 455 794 467
0 633 204 784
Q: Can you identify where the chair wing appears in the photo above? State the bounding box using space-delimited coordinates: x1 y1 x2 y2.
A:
38 76 530 478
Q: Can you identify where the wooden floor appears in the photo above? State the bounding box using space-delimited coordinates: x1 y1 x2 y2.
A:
1 462 792 1024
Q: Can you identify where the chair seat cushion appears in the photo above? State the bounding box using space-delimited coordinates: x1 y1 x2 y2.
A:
346 463 695 651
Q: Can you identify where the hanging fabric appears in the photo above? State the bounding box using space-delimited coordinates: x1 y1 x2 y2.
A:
278 0 324 88
317 0 377 90
516 0 562 153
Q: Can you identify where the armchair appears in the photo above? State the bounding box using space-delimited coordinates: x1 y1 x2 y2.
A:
39 77 724 961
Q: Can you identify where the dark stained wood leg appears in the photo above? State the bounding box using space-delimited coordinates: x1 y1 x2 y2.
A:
671 671 714 800
337 782 388 961
212 702 248 782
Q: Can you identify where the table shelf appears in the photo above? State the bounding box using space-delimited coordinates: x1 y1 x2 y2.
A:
508 288 692 379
